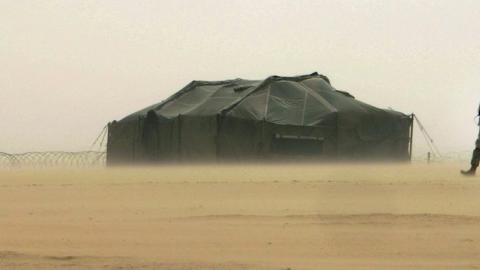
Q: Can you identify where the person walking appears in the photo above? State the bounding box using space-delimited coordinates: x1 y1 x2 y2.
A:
461 105 480 176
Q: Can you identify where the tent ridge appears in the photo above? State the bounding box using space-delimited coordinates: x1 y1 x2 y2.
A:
297 81 337 113
220 72 330 115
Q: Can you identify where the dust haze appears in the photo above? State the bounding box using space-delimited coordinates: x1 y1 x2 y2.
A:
2 1 480 269
1 0 479 154
2 164 480 269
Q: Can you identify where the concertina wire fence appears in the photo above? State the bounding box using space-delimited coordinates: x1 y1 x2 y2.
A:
0 150 472 168
0 151 106 168
0 125 108 168
0 122 472 167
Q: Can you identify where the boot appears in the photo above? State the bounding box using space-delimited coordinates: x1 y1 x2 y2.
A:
461 166 477 176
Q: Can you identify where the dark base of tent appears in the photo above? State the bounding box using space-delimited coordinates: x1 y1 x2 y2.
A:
106 114 412 165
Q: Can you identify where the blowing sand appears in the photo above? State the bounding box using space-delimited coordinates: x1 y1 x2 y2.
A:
1 163 480 269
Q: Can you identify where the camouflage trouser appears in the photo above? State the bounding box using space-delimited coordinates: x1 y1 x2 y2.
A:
473 138 480 167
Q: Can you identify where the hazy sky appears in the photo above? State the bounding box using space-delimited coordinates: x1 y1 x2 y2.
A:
1 0 479 155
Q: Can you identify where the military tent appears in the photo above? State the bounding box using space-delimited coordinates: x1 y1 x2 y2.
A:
107 73 412 164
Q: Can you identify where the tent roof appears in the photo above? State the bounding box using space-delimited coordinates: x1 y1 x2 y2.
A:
121 72 407 126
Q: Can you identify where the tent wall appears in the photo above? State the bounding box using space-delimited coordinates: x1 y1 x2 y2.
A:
107 114 411 164
107 115 219 164
142 111 159 162
107 118 145 165
177 115 218 161
336 114 411 160
216 117 337 161
107 114 411 165
141 111 184 163
156 119 178 162
266 122 337 160
216 117 265 160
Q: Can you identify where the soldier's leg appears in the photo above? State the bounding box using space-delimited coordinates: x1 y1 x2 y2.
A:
474 139 480 168
461 140 480 175
472 147 480 169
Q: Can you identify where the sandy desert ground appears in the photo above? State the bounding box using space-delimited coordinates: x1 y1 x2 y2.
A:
1 163 480 269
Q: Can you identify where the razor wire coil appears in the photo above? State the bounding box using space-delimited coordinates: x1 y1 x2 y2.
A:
0 151 106 168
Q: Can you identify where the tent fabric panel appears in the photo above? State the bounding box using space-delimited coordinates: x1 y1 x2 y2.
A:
269 80 306 99
336 115 411 160
157 85 216 118
217 118 337 161
300 77 338 96
155 119 177 162
265 81 306 125
120 80 199 122
227 89 269 121
265 122 337 160
141 111 184 163
143 81 262 119
177 115 218 161
300 77 380 125
185 96 238 116
217 117 264 160
302 94 336 126
141 111 160 162
106 118 143 165
266 95 304 125
181 81 260 116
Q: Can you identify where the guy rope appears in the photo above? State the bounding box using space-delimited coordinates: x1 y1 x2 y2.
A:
412 114 442 158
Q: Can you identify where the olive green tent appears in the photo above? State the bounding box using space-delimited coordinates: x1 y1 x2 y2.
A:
107 73 412 164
